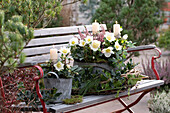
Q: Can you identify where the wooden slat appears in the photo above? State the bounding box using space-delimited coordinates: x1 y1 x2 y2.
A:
34 24 107 37
26 35 78 47
24 54 50 64
23 44 68 56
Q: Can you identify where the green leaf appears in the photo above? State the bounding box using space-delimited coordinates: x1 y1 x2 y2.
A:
19 52 26 64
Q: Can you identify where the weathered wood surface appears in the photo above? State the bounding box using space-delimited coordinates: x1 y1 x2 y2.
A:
127 45 156 52
26 35 77 47
34 24 107 37
47 80 164 113
23 44 68 56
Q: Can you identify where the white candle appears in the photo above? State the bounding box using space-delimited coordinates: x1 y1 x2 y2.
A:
113 21 120 36
92 20 99 34
50 45 58 60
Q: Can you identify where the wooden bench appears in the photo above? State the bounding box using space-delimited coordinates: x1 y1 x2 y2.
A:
0 24 164 113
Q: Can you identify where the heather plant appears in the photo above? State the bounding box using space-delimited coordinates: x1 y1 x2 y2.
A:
0 67 38 112
142 58 170 91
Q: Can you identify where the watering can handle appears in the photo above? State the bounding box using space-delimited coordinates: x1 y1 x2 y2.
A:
47 72 59 79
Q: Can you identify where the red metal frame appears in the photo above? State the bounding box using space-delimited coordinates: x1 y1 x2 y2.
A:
114 88 153 113
151 48 161 80
0 77 5 99
127 47 161 80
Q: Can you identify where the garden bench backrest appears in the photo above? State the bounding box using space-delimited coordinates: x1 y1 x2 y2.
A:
23 24 107 64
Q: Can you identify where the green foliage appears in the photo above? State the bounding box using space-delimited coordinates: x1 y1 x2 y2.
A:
73 61 137 95
17 86 61 105
0 11 34 76
92 0 164 46
158 28 170 50
41 88 61 104
0 0 62 28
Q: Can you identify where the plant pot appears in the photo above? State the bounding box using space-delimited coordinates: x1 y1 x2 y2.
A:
44 72 72 102
74 61 117 75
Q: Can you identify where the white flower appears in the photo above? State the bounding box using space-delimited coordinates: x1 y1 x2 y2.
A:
102 47 114 57
79 40 86 47
90 40 101 51
114 41 122 50
60 46 70 55
123 34 128 40
104 32 115 42
54 61 64 71
69 38 78 46
85 36 93 44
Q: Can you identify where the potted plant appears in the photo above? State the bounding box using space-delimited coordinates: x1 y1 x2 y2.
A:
69 22 140 95
42 46 82 102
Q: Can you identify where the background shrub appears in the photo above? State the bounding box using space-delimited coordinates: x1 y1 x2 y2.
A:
157 27 170 50
148 91 170 113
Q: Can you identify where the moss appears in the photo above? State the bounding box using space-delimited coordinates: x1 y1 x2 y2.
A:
62 95 83 105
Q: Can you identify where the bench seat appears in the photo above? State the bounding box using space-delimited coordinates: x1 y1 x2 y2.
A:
17 80 164 113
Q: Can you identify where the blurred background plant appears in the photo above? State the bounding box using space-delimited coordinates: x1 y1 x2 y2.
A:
157 27 170 51
148 90 170 113
0 0 62 28
92 0 165 47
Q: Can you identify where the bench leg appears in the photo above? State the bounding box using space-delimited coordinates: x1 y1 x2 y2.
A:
117 98 134 113
112 88 153 113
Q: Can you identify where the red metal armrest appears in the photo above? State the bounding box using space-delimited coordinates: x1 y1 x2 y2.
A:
127 45 161 80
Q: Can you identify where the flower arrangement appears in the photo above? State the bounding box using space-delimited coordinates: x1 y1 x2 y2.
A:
69 22 139 95
41 46 81 79
69 24 135 68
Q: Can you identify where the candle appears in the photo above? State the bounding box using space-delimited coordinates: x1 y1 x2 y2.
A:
50 45 58 60
113 21 120 36
92 20 99 34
